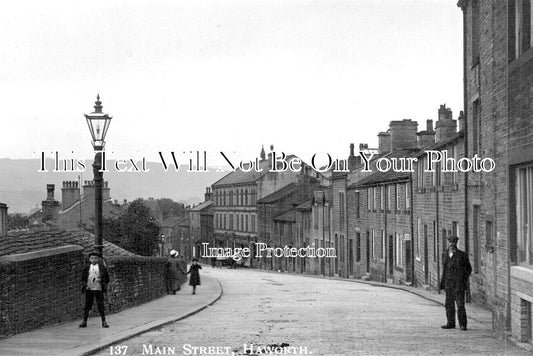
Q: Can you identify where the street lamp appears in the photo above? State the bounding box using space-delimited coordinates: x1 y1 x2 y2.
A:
85 94 112 256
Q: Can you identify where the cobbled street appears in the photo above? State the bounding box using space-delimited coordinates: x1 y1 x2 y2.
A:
98 268 529 356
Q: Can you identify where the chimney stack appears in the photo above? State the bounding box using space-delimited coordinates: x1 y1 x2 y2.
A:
61 181 81 209
267 145 274 161
435 104 457 142
46 184 55 201
42 184 60 223
458 111 465 132
378 131 392 154
348 143 359 171
417 119 436 148
205 187 213 201
389 119 418 151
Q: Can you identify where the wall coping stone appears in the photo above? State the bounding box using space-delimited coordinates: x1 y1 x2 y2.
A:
0 245 83 264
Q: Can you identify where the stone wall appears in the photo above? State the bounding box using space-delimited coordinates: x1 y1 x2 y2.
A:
0 247 186 338
0 246 84 337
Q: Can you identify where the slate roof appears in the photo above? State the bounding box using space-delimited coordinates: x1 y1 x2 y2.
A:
190 200 213 212
212 158 272 186
348 149 418 188
212 155 300 186
274 210 297 222
414 132 464 158
256 183 298 204
0 228 139 258
295 200 312 211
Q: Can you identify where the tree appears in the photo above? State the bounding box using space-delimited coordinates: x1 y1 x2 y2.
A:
102 216 122 246
7 213 29 230
120 199 160 256
157 198 185 221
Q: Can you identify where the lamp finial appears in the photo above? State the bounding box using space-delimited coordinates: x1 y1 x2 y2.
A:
94 94 103 113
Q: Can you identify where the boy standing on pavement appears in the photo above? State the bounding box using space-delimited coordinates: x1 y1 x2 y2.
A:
79 251 110 328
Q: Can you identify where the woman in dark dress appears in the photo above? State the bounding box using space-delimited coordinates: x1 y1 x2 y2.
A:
187 258 202 294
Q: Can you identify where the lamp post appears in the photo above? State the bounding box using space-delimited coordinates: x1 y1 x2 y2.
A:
85 94 112 257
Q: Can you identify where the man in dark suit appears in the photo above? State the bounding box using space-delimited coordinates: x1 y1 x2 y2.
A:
439 235 472 330
79 251 110 328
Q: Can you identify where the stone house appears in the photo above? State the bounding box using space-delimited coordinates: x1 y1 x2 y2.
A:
458 0 533 343
211 146 328 266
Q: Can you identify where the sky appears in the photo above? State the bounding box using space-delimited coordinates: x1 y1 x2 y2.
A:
1 0 463 166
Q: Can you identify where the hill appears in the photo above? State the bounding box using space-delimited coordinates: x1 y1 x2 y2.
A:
0 158 226 213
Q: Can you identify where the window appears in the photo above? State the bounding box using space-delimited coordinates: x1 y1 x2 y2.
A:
417 157 425 188
452 145 458 184
373 187 378 210
223 191 226 206
388 185 394 211
516 165 533 264
380 186 385 211
313 204 318 230
372 229 376 259
486 220 493 247
381 231 386 261
367 188 372 210
473 205 481 273
405 184 410 211
417 218 422 256
473 100 481 155
433 221 438 262
230 214 234 230
246 215 249 232
340 235 345 263
355 191 360 218
396 184 401 210
229 191 233 206
324 205 330 229
245 189 248 205
356 232 361 262
433 162 439 187
339 192 345 222
472 0 480 63
224 214 227 230
252 215 256 233
512 0 533 59
395 233 403 267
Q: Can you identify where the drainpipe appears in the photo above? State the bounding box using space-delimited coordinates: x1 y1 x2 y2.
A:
345 179 350 279
384 185 388 283
462 3 470 304
410 173 415 285
436 179 440 293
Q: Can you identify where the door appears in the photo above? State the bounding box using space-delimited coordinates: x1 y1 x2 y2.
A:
388 235 394 277
366 231 370 273
424 224 429 285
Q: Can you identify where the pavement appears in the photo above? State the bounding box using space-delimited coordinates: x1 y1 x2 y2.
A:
0 267 524 356
0 273 223 356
